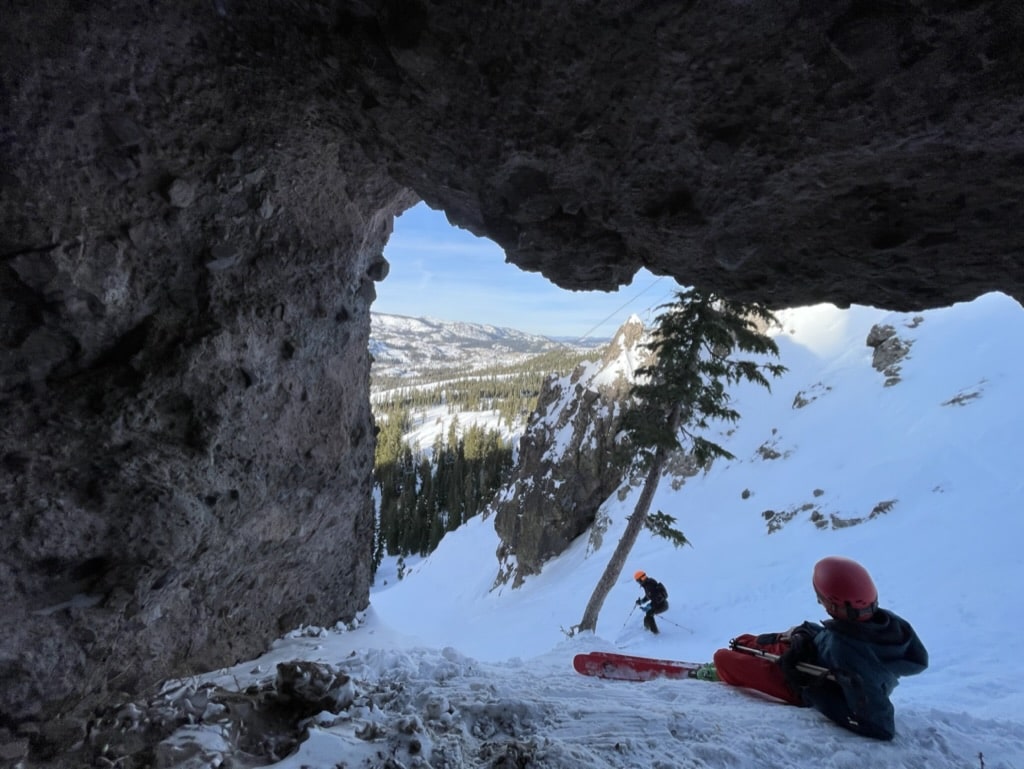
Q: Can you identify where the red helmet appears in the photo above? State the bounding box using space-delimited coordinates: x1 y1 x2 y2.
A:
634 570 647 582
812 556 878 621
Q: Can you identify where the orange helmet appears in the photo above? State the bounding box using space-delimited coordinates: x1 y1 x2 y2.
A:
634 570 647 582
813 556 878 621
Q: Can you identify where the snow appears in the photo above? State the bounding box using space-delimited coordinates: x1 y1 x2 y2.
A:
160 292 1023 768
398 403 518 455
369 311 598 380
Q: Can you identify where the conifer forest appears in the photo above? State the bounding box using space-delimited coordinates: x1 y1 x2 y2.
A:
370 348 593 570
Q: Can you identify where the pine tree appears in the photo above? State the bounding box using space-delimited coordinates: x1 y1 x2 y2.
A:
575 287 786 634
396 446 418 552
446 438 466 530
413 456 434 554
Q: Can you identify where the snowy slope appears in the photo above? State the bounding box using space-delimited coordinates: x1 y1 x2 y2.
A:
153 293 1024 769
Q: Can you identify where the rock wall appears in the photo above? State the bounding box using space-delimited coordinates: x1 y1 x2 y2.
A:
0 1 412 756
493 319 649 586
336 1 1024 308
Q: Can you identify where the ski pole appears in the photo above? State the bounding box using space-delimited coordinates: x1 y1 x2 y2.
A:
731 644 835 680
621 603 637 629
659 616 693 633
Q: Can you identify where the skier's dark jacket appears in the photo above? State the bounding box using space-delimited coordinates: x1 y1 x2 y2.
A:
791 609 928 740
639 577 668 611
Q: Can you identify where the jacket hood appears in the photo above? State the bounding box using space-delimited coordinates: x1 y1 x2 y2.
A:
826 608 929 669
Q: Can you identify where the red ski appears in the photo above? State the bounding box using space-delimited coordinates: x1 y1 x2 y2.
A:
572 651 703 682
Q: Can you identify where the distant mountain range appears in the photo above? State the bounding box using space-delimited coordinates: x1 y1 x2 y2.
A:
369 312 606 380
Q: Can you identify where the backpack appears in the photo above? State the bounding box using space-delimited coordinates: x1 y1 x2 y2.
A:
648 580 668 604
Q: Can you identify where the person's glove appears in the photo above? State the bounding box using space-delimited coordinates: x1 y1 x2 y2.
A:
635 598 642 606
777 630 817 692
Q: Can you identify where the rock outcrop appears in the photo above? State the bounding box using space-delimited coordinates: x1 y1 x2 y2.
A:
339 1 1024 308
1 3 415 756
867 320 919 385
2 1 1023 760
493 318 649 586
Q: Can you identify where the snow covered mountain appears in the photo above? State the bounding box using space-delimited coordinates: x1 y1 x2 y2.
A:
88 295 1024 769
369 312 603 380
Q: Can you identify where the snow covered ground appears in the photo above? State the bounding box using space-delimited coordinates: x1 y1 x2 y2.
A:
369 311 593 380
396 402 521 455
157 293 1024 769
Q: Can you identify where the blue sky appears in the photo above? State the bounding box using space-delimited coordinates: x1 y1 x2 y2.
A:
376 202 674 340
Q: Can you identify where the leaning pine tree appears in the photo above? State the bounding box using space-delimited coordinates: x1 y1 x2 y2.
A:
574 287 787 634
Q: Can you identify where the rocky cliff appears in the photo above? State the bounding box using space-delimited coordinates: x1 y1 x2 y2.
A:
493 318 649 586
2 1 1022 761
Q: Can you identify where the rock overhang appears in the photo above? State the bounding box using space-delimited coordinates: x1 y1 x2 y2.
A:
340 0 1024 309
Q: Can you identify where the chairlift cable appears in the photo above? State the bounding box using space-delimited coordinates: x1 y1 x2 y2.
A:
572 276 668 344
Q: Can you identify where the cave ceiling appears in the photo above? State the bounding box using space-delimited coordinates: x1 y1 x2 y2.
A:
335 1 1024 310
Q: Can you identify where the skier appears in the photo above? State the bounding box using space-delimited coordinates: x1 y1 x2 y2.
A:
708 555 928 740
633 570 669 634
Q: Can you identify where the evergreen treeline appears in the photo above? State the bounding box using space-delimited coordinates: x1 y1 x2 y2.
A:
373 373 543 432
372 349 593 411
370 348 594 571
373 413 513 566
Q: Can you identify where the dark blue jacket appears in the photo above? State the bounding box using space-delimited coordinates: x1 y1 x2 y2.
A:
638 577 669 611
797 609 928 740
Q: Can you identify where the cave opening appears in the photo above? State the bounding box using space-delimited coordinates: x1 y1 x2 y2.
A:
376 202 670 343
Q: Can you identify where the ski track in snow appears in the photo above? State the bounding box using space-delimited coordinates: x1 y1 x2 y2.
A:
174 623 1023 769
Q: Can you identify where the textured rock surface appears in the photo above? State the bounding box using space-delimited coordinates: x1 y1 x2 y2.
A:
2 0 1023 760
342 1 1024 307
493 319 648 587
0 2 412 757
